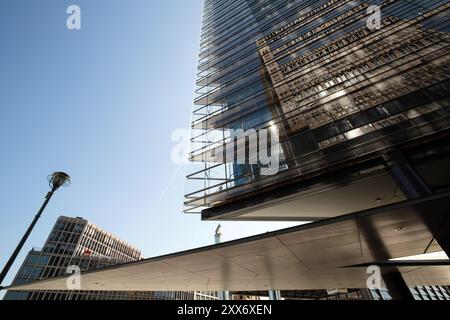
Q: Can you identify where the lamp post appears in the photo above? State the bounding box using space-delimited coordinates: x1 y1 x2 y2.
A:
214 224 222 245
0 172 70 289
214 225 230 300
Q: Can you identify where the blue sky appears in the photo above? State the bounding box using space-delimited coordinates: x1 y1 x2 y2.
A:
0 0 300 292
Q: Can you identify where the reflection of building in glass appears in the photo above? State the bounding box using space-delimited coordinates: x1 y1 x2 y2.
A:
257 4 450 154
185 0 450 222
3 216 198 300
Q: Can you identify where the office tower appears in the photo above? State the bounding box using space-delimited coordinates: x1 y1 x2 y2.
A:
184 0 450 300
185 0 450 222
3 216 194 300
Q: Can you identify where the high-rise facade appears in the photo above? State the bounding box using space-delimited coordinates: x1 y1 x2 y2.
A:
3 216 196 300
185 0 450 222
183 0 450 301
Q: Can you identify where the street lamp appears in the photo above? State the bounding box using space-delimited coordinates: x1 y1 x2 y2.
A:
0 172 70 289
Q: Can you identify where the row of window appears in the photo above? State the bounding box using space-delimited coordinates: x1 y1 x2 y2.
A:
273 1 370 57
286 33 441 101
6 290 157 301
80 224 140 260
277 50 450 136
53 218 85 233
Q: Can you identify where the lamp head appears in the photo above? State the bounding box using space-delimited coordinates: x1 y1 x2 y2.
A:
48 172 71 190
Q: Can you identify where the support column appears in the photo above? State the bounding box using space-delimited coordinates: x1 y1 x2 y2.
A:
268 290 281 300
384 151 450 256
383 272 415 301
383 151 433 198
214 225 230 301
382 151 448 300
359 215 416 300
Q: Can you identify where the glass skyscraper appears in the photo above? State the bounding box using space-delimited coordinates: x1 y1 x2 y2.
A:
185 0 450 222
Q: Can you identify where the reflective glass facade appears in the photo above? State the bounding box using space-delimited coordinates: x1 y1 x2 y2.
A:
185 0 450 215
